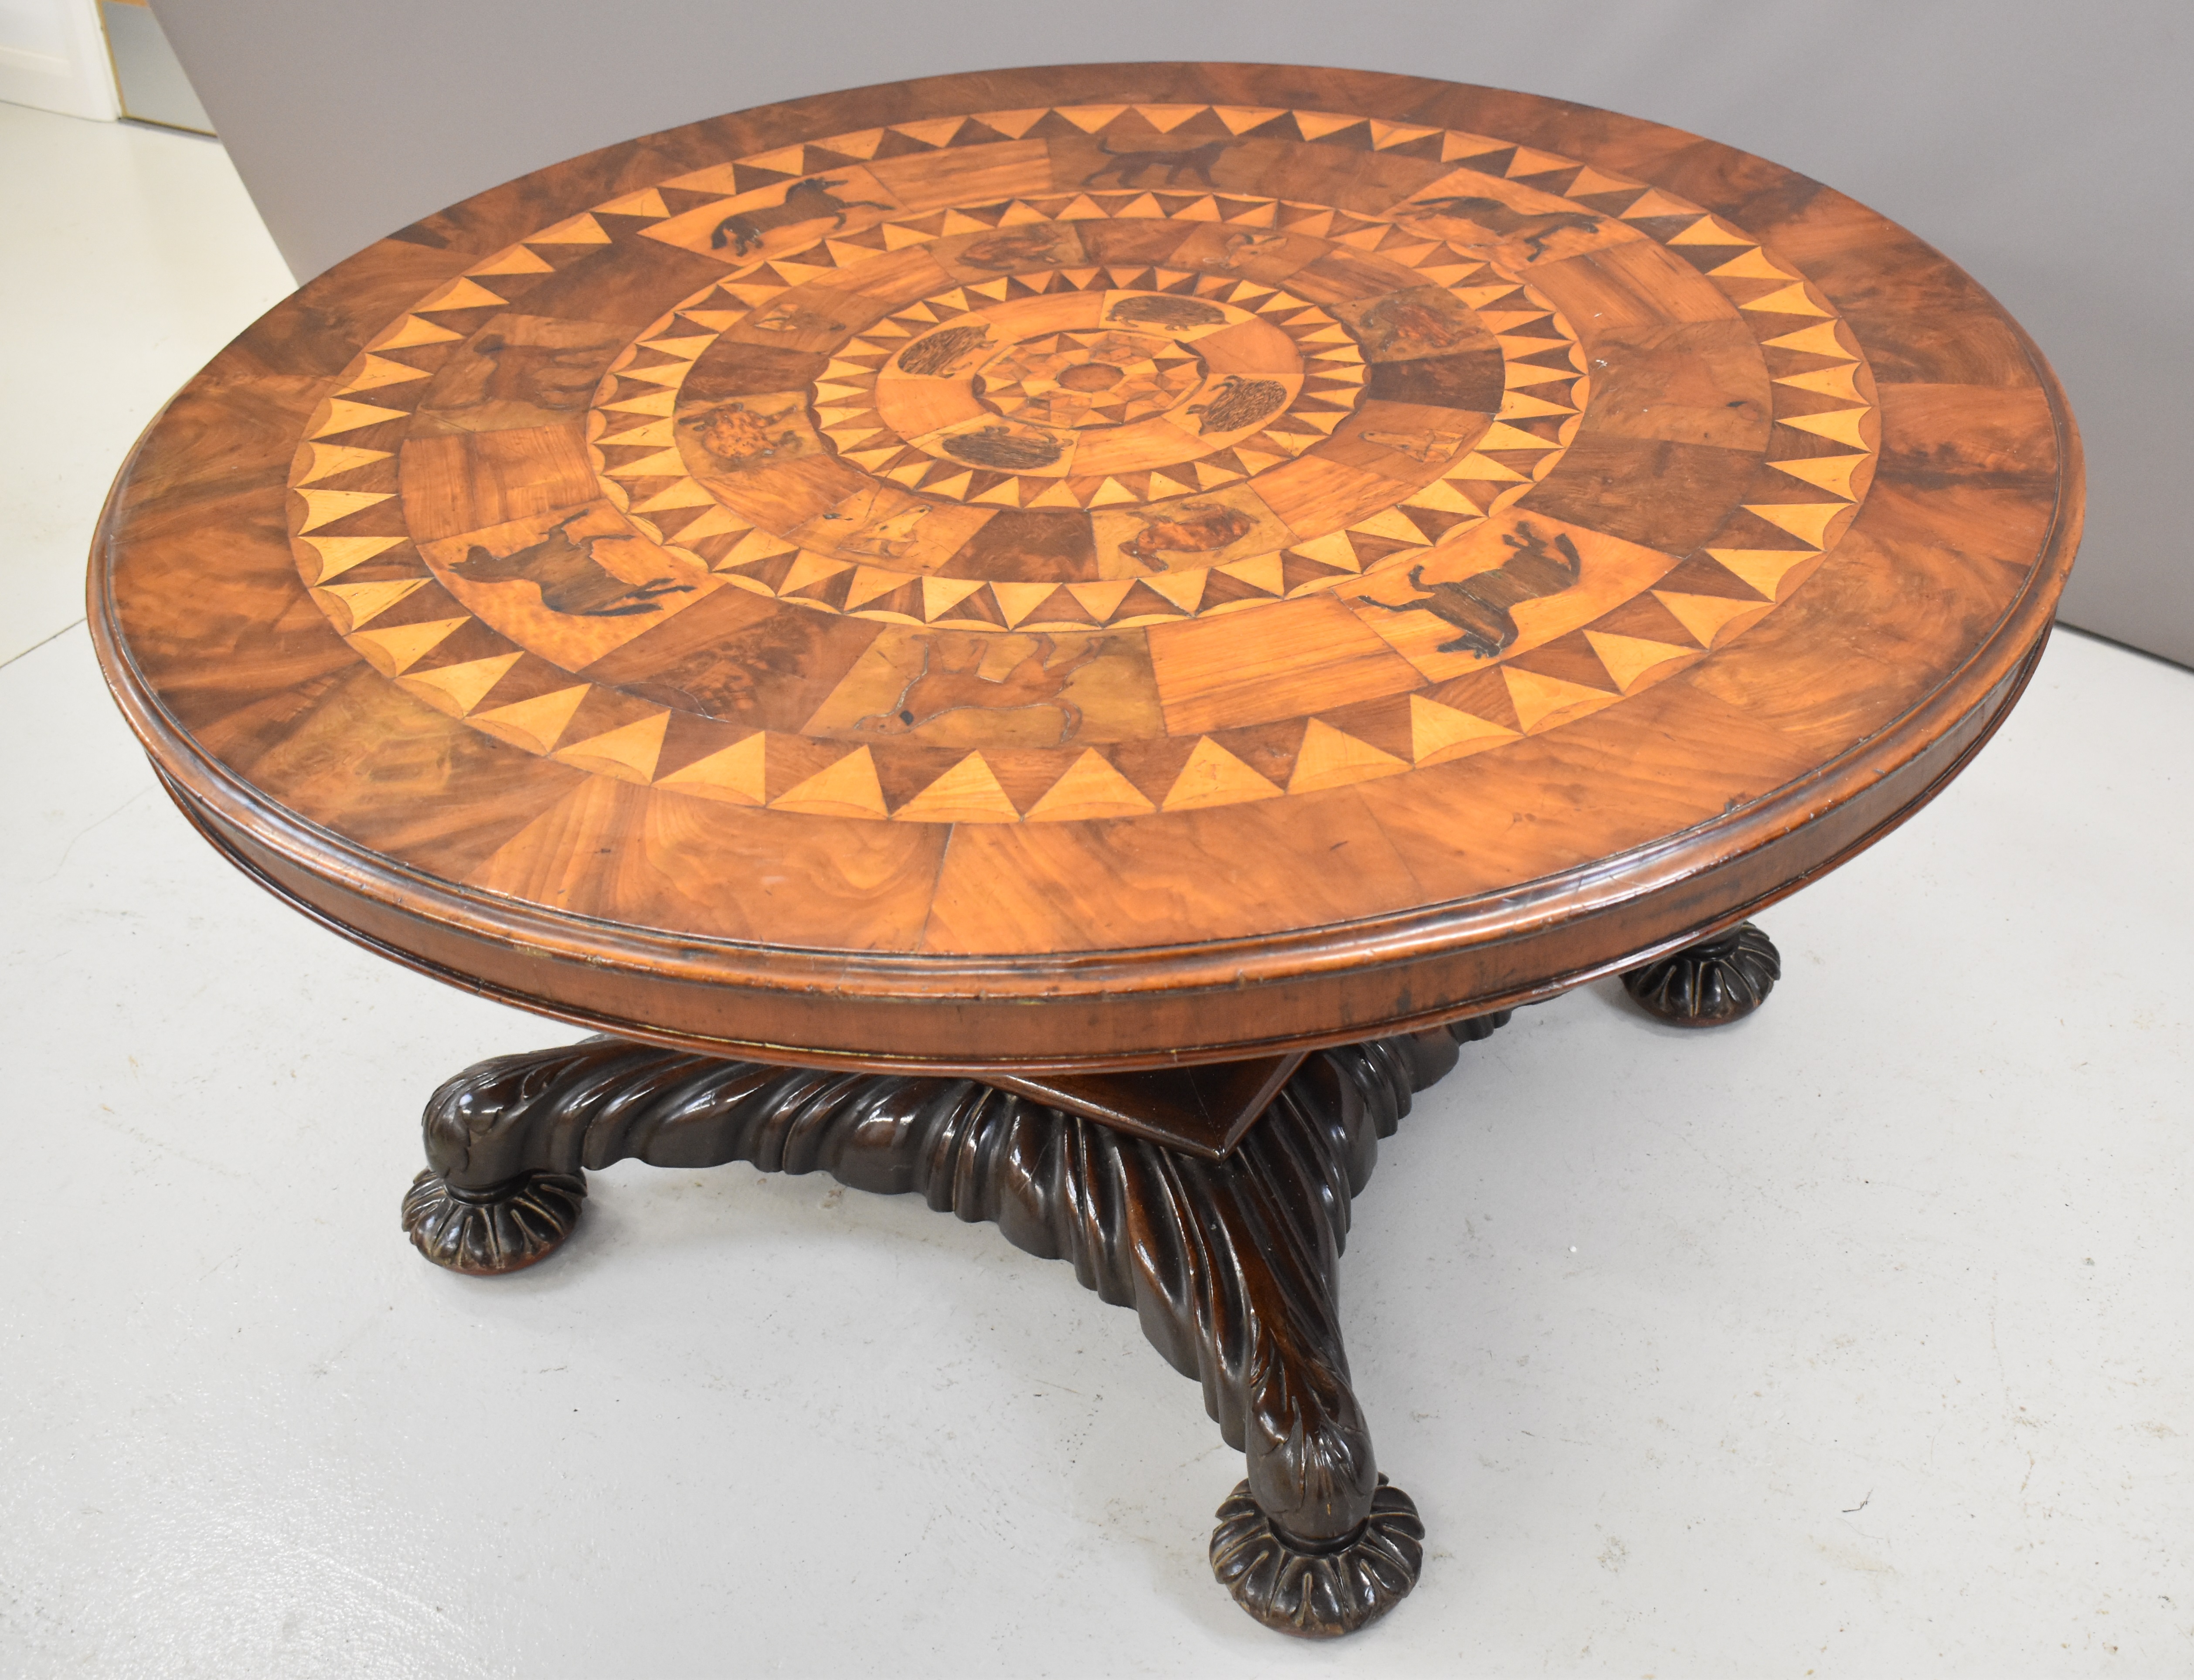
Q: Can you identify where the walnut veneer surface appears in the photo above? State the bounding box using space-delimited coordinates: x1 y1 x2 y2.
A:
89 63 2081 1072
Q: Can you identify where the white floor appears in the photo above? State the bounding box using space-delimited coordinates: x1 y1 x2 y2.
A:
2 101 2188 1679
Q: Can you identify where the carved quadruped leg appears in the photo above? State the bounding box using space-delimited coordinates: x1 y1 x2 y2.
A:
399 1012 1510 1635
402 1037 661 1274
1623 922 1780 1026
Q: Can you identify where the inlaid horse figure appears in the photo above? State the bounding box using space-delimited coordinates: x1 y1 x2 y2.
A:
1363 523 1582 657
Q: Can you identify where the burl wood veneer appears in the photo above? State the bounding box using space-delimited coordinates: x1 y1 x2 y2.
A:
90 64 2079 1638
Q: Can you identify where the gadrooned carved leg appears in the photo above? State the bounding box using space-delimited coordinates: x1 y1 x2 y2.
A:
400 1010 1509 1636
1623 922 1780 1026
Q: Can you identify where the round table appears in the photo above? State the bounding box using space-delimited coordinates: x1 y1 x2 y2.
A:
90 63 2080 1638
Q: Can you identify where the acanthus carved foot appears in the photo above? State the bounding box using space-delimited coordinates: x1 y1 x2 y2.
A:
1211 1474 1424 1639
1623 922 1780 1026
401 1010 1509 1634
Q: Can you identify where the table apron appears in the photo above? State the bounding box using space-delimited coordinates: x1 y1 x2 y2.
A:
150 640 2038 1076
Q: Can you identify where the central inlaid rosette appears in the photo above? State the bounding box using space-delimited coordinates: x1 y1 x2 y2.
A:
872 288 1304 479
976 328 1204 428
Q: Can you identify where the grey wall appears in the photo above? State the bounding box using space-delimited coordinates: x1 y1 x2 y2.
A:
150 0 2192 666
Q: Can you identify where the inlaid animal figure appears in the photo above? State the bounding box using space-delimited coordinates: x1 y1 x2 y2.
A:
897 324 992 377
1352 294 1476 358
1205 230 1287 270
1359 428 1473 463
859 633 1102 743
836 502 932 560
688 401 800 467
452 513 693 618
1185 374 1286 436
710 177 892 256
1107 295 1225 331
1085 138 1230 189
1363 523 1582 657
943 425 1065 470
1401 194 1600 261
751 304 840 335
1117 502 1255 565
959 227 1071 269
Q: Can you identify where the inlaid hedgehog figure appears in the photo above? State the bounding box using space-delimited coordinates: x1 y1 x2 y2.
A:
1185 375 1286 435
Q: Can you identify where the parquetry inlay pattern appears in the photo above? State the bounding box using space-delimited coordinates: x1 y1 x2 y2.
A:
288 102 1878 825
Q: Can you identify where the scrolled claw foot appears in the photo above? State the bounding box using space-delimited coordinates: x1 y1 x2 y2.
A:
1623 922 1780 1026
401 1168 585 1275
1209 1475 1423 1639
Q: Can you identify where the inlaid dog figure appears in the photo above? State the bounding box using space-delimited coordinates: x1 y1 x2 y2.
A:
1364 523 1582 657
452 513 694 618
710 177 892 256
1085 138 1230 189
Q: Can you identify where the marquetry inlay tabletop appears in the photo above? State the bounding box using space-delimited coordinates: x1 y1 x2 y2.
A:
91 64 2080 1070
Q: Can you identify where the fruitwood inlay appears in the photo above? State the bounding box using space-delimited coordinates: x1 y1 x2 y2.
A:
92 64 2080 1069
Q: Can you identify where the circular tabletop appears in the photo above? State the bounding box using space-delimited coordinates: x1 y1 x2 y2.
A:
91 64 2081 1072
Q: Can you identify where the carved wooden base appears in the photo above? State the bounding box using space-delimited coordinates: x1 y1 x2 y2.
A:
401 1013 1509 1638
1622 922 1781 1026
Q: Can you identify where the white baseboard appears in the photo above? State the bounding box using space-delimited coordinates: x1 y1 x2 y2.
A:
0 0 117 121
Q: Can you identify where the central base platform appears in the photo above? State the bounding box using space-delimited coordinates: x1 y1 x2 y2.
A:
988 1052 1306 1156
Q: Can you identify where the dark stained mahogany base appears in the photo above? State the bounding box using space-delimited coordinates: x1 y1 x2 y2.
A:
403 1012 1509 1638
1622 922 1782 1027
